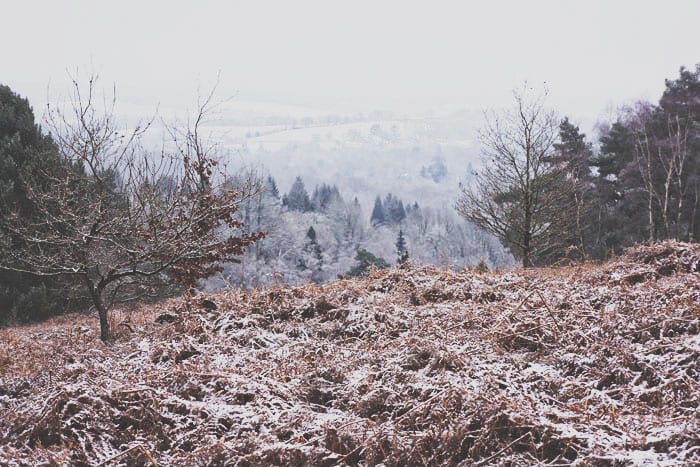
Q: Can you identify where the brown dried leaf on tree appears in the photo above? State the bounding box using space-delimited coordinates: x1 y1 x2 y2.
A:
0 74 265 340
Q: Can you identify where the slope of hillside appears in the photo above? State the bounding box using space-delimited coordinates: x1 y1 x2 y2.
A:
1 242 698 465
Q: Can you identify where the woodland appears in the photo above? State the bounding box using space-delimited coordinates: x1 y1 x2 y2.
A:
0 64 699 465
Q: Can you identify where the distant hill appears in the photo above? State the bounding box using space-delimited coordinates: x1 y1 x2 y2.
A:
138 101 483 212
1 242 698 465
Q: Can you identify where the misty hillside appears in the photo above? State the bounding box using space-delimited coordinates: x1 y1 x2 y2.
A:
141 100 482 209
1 242 698 465
134 99 482 213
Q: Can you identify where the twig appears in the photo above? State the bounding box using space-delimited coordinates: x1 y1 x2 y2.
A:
535 290 563 335
139 446 159 466
391 388 447 424
300 418 373 448
488 290 537 333
97 444 145 466
335 446 365 464
475 431 531 466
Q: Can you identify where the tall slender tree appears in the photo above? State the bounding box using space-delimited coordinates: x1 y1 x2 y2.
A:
284 176 313 212
395 229 409 264
551 118 594 257
370 195 386 227
457 85 572 267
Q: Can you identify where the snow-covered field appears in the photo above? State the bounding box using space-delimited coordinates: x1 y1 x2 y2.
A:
1 242 698 465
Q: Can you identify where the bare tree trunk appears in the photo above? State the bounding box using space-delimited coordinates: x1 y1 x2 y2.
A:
636 133 656 243
648 188 655 244
456 84 561 269
86 278 110 341
523 194 532 268
669 115 688 241
661 159 672 239
575 192 586 256
691 184 699 243
677 184 684 240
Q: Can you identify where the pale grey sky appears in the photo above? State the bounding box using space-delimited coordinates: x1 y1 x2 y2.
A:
3 0 700 124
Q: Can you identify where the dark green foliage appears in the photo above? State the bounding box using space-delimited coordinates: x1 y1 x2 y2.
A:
396 229 409 264
585 63 700 253
311 183 342 212
283 176 313 212
460 64 700 266
546 118 595 260
588 121 640 256
371 193 407 227
299 226 324 283
0 84 67 324
591 122 636 182
343 249 390 277
266 175 280 199
370 196 386 227
385 194 406 224
1 78 265 340
306 226 317 243
660 64 700 123
457 86 572 267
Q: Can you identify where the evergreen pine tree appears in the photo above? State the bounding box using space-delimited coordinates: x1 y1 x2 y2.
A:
302 226 324 283
370 195 386 227
384 193 406 224
395 229 409 264
549 117 595 260
589 121 639 255
266 175 280 199
306 225 317 243
343 249 390 277
395 200 406 223
0 84 67 323
285 176 313 212
311 183 342 212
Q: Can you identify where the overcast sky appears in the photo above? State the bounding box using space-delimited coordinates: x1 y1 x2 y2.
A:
3 0 700 125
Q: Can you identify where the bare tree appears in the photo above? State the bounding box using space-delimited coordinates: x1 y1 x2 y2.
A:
633 129 659 243
456 85 572 267
627 102 691 242
0 76 264 340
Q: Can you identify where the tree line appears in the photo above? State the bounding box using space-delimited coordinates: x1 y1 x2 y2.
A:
216 172 508 289
459 64 700 266
4 64 696 335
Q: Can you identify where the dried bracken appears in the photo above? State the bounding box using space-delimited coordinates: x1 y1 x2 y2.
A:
1 241 699 465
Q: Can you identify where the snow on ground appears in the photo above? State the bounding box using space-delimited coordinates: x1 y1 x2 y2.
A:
0 242 698 465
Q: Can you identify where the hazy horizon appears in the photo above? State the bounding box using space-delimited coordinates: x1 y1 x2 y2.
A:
4 0 700 133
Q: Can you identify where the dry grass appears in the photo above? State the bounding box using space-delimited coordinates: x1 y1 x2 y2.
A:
1 241 699 465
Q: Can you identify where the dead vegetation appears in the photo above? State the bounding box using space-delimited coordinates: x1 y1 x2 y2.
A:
1 241 699 465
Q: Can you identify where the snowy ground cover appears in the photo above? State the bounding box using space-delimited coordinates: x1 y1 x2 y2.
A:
0 242 698 465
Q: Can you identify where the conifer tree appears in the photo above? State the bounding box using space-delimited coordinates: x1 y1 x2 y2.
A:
550 117 594 258
344 249 389 277
370 195 386 227
266 175 280 199
312 183 342 212
0 84 70 323
383 193 407 224
395 229 409 264
285 176 313 212
302 226 324 283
